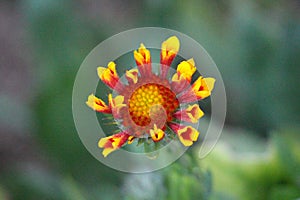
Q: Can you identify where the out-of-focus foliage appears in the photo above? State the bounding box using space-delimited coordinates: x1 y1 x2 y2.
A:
121 154 212 200
201 127 300 200
163 155 212 200
0 0 299 199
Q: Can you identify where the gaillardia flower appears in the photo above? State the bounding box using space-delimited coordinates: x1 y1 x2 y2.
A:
86 36 215 157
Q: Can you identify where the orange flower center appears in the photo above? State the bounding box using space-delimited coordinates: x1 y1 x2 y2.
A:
128 83 179 126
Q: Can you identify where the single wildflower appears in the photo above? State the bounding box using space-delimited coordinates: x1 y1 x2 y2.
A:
87 36 215 157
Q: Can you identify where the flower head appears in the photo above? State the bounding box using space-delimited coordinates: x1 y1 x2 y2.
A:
87 36 215 157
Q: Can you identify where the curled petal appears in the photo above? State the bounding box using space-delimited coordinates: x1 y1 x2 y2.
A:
126 69 139 84
169 123 199 146
97 61 122 90
134 43 151 65
150 124 165 142
173 104 204 123
98 132 129 157
134 43 152 76
108 94 125 108
176 58 196 82
178 126 199 146
192 77 215 99
171 59 196 94
86 94 111 113
160 36 180 78
161 36 180 65
178 77 215 103
108 94 127 118
128 136 135 144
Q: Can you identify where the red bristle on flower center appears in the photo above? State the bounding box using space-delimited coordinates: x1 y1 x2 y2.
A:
128 83 179 126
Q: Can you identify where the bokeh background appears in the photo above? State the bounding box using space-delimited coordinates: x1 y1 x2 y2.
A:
0 0 299 199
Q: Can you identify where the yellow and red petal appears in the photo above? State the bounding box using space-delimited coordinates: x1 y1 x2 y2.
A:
178 126 199 146
161 36 180 65
126 69 139 84
160 36 180 78
128 136 135 144
86 94 111 113
169 123 199 146
176 58 196 82
108 94 126 108
192 77 215 99
134 43 152 76
98 132 129 157
108 94 127 118
178 77 216 103
97 61 121 90
150 124 165 142
173 104 204 123
134 43 151 65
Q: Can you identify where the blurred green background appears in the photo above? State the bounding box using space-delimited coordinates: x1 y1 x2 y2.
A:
0 0 299 199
